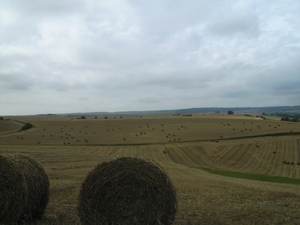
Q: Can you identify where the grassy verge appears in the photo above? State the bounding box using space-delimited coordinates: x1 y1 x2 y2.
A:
202 168 300 185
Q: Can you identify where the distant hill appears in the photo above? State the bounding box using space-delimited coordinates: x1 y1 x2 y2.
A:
38 113 58 116
62 105 300 116
175 106 300 115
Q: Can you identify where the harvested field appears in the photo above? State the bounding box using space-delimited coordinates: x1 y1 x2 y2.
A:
0 119 23 135
0 115 300 224
0 115 299 145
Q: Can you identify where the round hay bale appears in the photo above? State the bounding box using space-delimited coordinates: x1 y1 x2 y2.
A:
0 153 50 224
78 157 177 225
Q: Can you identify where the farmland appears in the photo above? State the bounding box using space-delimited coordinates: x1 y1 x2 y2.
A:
1 114 300 224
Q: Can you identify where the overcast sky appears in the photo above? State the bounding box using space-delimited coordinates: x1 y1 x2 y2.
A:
1 0 300 115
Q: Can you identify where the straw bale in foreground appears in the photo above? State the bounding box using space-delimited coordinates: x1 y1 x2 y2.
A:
0 153 49 224
79 157 177 225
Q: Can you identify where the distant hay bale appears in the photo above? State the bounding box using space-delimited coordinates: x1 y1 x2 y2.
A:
78 157 177 225
0 153 49 224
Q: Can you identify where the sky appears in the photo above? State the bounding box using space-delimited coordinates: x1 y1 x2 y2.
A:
1 0 300 115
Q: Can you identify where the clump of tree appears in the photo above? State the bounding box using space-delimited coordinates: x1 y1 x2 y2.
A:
256 115 266 120
227 110 234 115
281 117 299 122
21 122 34 131
0 117 3 120
264 112 300 122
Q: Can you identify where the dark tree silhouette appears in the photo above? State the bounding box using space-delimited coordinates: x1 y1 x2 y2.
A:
21 122 33 131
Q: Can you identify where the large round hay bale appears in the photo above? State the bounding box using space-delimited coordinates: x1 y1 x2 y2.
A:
78 157 177 225
0 153 50 224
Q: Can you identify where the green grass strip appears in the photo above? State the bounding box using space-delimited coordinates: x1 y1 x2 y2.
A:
202 168 300 185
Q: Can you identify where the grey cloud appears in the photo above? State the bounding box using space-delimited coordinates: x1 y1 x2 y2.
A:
206 14 260 37
6 0 85 17
131 0 219 42
1 0 300 115
1 1 82 45
79 97 89 101
274 80 300 95
137 96 164 104
222 88 255 99
0 74 35 90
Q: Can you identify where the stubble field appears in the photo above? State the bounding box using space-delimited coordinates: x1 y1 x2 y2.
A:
1 114 300 224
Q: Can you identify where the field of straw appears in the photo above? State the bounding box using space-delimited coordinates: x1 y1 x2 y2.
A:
1 114 300 224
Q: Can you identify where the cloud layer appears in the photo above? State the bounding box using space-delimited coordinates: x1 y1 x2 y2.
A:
1 0 300 115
